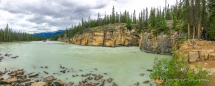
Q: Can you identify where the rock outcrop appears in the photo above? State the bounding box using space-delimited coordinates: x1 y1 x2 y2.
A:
177 40 215 63
140 31 183 55
69 23 140 47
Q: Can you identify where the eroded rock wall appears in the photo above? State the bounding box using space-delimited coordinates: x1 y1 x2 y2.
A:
70 25 140 47
139 31 181 55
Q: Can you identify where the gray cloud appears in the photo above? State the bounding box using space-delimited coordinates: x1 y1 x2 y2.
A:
0 0 176 33
0 0 108 33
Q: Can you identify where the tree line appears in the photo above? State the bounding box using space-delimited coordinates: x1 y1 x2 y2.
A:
0 24 45 42
56 0 214 41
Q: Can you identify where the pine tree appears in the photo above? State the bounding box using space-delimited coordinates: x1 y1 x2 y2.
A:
133 10 136 24
111 6 115 24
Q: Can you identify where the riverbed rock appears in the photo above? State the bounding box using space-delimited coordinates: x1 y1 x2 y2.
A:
43 75 54 85
28 73 39 78
0 71 2 75
1 77 17 84
88 82 99 86
139 73 144 76
16 70 24 75
87 76 93 80
134 82 139 86
101 79 105 86
53 79 65 86
107 78 113 83
147 69 153 72
143 80 150 84
43 71 49 74
17 78 31 83
0 76 4 80
94 74 103 80
82 77 87 83
31 82 46 86
112 82 118 86
25 82 33 86
69 81 74 85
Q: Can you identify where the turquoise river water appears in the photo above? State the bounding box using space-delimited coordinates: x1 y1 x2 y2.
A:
0 41 171 86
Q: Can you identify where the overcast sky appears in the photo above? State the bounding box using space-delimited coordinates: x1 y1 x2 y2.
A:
0 0 176 33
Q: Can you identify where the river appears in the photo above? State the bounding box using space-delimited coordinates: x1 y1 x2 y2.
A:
0 41 171 85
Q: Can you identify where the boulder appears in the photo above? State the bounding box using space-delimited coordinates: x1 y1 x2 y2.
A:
25 82 33 86
147 69 153 72
101 79 105 86
43 71 48 74
143 80 150 84
94 74 103 80
107 78 113 83
68 81 74 85
139 73 144 76
82 77 87 83
53 80 65 86
112 82 118 86
88 82 99 86
28 73 39 78
199 50 206 61
1 78 17 84
182 53 189 62
31 82 46 86
17 78 31 83
209 52 215 60
8 71 16 76
189 51 199 62
43 76 54 85
134 82 139 86
0 71 2 75
0 76 4 80
16 70 24 75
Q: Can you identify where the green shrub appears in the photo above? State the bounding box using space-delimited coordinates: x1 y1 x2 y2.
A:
150 53 211 86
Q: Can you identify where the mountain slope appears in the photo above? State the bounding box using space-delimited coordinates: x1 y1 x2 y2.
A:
34 30 65 38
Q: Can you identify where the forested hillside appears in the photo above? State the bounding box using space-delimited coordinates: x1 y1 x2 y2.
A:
0 24 45 42
58 0 215 41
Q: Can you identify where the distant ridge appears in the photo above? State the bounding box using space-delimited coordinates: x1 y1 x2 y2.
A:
34 30 65 38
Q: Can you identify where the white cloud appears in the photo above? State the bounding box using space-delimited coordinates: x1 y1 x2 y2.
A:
0 0 176 33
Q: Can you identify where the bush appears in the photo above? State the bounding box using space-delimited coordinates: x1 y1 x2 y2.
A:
150 53 211 86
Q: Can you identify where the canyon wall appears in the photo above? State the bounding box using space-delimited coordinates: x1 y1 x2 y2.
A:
139 31 183 55
69 24 140 47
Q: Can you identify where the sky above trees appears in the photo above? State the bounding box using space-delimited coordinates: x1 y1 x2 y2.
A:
0 0 175 33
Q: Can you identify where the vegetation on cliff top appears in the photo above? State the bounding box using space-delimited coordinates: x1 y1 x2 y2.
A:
55 0 215 41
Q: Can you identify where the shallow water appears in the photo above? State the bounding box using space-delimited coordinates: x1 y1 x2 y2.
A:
0 41 171 85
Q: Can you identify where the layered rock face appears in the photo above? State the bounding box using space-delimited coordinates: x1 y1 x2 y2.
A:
139 31 181 55
178 40 215 63
70 25 140 47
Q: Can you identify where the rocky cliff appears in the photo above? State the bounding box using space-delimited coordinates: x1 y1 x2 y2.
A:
70 23 140 47
139 31 185 55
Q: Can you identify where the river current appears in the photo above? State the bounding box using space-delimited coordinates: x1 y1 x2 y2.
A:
0 41 171 85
